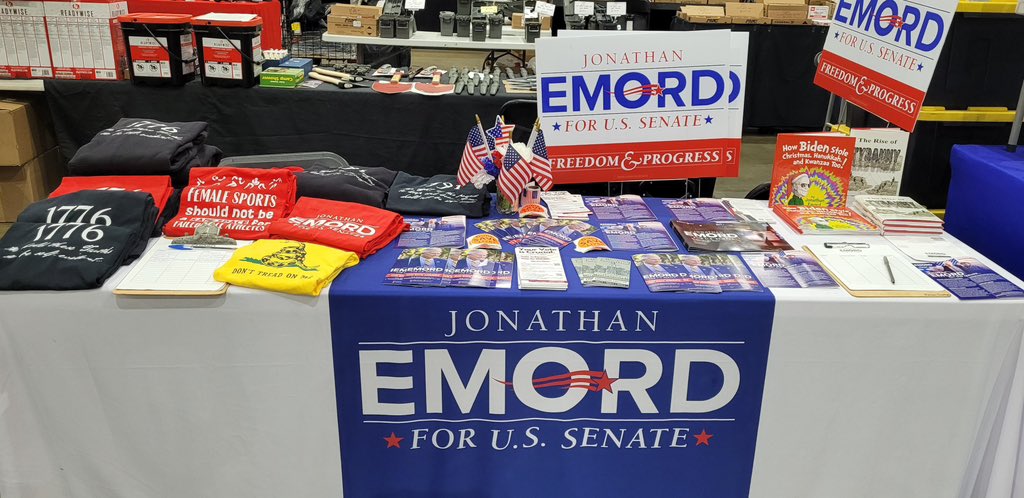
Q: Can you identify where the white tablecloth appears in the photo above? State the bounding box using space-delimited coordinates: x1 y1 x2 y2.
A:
2 224 1023 498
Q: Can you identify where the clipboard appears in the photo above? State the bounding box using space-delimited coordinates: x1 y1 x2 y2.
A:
803 243 950 298
114 238 248 296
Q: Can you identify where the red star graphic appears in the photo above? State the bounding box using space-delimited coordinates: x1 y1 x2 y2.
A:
384 432 404 448
652 86 664 96
694 430 713 446
593 372 618 393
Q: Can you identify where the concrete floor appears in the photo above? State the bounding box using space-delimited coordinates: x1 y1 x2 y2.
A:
715 134 777 199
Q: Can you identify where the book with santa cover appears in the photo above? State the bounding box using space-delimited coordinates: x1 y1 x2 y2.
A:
851 194 943 235
769 133 856 208
773 205 880 235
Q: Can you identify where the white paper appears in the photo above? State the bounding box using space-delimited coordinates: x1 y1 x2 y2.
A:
405 0 426 10
575 1 594 15
805 243 944 292
516 246 568 290
886 236 965 263
606 2 627 16
115 238 252 294
722 198 776 224
480 5 499 14
193 13 257 22
534 1 556 16
542 191 590 220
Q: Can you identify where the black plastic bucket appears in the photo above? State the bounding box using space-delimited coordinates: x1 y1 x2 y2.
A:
192 15 264 88
118 13 197 86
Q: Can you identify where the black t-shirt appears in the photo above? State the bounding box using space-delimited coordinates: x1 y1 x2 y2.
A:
385 173 491 217
18 190 157 261
0 222 137 290
296 165 398 208
69 118 209 176
171 144 224 188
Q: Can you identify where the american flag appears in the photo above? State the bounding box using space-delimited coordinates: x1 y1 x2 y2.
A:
528 128 553 190
457 125 490 186
497 145 532 210
487 116 516 150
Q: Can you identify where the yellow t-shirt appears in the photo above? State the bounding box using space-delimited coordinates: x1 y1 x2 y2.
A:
214 239 359 296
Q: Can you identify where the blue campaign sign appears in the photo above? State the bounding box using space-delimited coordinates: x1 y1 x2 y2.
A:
329 285 775 497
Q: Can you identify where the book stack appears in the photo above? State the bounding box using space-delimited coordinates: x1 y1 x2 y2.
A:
773 205 880 235
851 195 943 235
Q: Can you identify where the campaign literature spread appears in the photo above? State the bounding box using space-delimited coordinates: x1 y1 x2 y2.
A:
662 198 738 223
849 128 909 198
769 133 855 208
584 195 657 221
384 248 514 289
773 205 880 235
541 191 590 220
443 249 514 289
916 257 1024 300
601 222 678 252
516 246 569 290
671 221 792 252
851 195 943 235
164 167 298 240
571 257 631 288
741 251 837 288
267 198 408 258
632 253 762 293
214 240 359 296
396 216 467 248
722 198 776 224
476 219 597 248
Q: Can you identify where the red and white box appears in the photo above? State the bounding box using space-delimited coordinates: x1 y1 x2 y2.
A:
0 0 53 79
44 0 126 80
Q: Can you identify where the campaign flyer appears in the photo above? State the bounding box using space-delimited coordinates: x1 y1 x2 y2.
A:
443 249 514 289
632 253 722 293
699 253 763 292
396 216 466 248
601 222 678 252
384 248 458 287
741 251 836 289
672 221 793 252
916 258 1024 300
585 195 657 221
522 220 598 248
662 198 737 223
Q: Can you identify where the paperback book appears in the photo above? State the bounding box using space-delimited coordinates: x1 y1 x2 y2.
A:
671 221 793 252
851 194 943 235
740 251 837 288
773 205 879 235
849 128 909 198
769 132 855 208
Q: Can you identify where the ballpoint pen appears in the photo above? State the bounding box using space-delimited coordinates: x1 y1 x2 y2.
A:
883 255 895 284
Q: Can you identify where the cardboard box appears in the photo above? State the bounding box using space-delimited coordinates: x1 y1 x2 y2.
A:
259 67 305 88
705 0 727 5
328 2 384 19
673 0 708 4
327 21 379 36
45 0 127 80
0 0 53 79
765 0 807 19
770 18 810 24
725 2 765 16
678 5 730 22
0 148 65 222
731 15 770 23
329 14 377 29
0 222 11 238
0 98 56 167
807 4 831 19
512 13 552 30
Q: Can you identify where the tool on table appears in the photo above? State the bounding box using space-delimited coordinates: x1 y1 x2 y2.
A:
489 72 500 95
520 67 529 78
413 71 455 96
310 72 369 90
313 67 364 82
883 255 896 284
371 71 413 94
467 73 479 95
372 64 395 77
454 71 467 94
446 66 458 85
415 65 438 78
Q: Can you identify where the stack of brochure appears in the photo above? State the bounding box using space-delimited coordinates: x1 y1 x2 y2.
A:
516 247 569 290
631 253 763 293
384 248 514 289
672 221 792 252
571 258 631 288
851 195 943 235
773 205 880 235
601 222 678 251
541 191 591 220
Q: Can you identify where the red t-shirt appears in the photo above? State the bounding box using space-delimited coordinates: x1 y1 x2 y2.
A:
268 197 408 258
50 175 173 218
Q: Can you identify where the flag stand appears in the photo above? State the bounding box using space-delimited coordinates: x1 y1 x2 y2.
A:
1008 77 1024 152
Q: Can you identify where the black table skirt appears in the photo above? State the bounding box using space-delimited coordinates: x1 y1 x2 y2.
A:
44 79 518 177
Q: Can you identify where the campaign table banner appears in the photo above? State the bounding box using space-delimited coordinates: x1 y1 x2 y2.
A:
814 0 958 131
535 31 747 184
